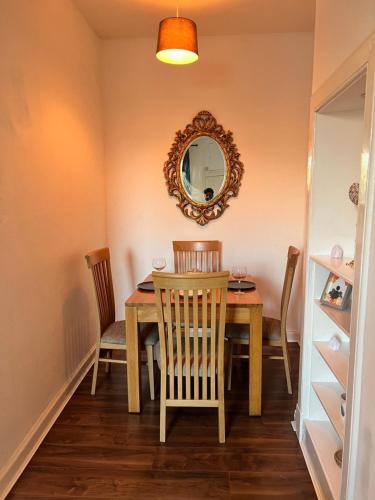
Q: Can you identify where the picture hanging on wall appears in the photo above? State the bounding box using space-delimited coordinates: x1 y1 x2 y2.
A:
320 272 352 310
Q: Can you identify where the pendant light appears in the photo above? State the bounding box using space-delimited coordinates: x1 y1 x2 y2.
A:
156 8 198 65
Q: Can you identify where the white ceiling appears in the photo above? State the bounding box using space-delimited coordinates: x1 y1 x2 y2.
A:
74 0 315 39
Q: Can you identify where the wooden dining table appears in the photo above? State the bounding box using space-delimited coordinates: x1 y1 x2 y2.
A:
125 276 263 416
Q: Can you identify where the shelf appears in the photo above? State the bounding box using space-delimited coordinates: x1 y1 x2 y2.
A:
314 341 349 389
311 255 354 285
312 382 345 441
314 299 351 337
305 420 342 500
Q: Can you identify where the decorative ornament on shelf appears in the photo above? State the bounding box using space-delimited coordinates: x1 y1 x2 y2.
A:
334 449 343 468
330 244 344 260
340 393 347 419
328 335 341 352
349 182 359 206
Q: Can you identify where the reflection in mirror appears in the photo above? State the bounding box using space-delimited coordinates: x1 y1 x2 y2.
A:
180 136 226 203
164 110 244 225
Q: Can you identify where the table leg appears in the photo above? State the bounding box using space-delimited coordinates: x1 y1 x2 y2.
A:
249 305 262 416
126 305 141 413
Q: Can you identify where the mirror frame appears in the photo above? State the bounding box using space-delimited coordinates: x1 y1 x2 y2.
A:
164 110 244 225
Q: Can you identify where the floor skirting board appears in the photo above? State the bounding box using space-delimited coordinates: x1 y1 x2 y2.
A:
288 329 300 343
0 346 95 500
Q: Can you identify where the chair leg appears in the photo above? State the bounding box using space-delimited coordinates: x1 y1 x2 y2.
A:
146 345 155 400
91 347 100 395
105 350 112 374
218 366 226 444
160 372 167 443
218 402 225 444
281 340 292 394
227 341 234 391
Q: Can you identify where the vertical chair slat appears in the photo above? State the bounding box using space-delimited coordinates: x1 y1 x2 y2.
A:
202 289 208 399
166 289 174 399
218 288 227 376
103 261 110 309
155 287 166 368
175 291 183 399
98 262 109 326
210 288 217 400
183 290 191 399
193 289 199 399
92 267 102 318
100 261 111 326
92 267 106 331
106 259 115 325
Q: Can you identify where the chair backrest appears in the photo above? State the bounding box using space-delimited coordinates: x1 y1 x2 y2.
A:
173 240 221 273
280 246 300 333
85 247 115 335
153 271 229 402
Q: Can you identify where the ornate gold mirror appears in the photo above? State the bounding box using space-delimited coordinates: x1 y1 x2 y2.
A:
164 111 244 225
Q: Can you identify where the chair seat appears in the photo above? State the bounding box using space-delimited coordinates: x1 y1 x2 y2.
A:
102 321 126 345
101 320 158 346
154 339 216 377
225 317 281 341
141 323 159 346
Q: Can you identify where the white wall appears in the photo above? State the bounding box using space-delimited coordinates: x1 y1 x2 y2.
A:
101 33 314 336
311 2 375 497
310 109 364 256
354 188 375 497
313 0 375 91
0 0 106 493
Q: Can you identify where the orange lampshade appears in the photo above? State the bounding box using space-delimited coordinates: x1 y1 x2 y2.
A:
156 17 198 65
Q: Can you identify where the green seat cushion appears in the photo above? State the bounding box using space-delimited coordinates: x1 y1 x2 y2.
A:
225 317 281 341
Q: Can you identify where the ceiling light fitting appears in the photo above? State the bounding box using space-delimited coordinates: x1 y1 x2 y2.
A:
156 8 198 65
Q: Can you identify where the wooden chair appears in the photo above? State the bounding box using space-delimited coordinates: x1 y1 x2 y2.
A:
173 240 221 273
226 246 300 394
153 271 229 443
85 248 158 398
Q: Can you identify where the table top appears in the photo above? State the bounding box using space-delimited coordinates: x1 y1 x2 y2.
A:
126 275 262 307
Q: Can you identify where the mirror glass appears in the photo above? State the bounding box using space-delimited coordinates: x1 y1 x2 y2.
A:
180 136 226 203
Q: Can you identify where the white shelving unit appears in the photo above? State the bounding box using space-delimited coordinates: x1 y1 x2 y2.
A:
313 340 350 389
296 52 375 500
310 256 354 285
314 300 351 337
312 383 345 441
304 420 342 499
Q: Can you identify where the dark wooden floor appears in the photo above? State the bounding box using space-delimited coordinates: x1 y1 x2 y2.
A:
9 344 316 499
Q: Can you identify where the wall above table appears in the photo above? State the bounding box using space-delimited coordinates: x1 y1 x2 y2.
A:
101 32 314 337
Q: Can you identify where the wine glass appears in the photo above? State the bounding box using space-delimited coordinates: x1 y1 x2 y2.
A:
152 257 166 271
232 265 247 294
